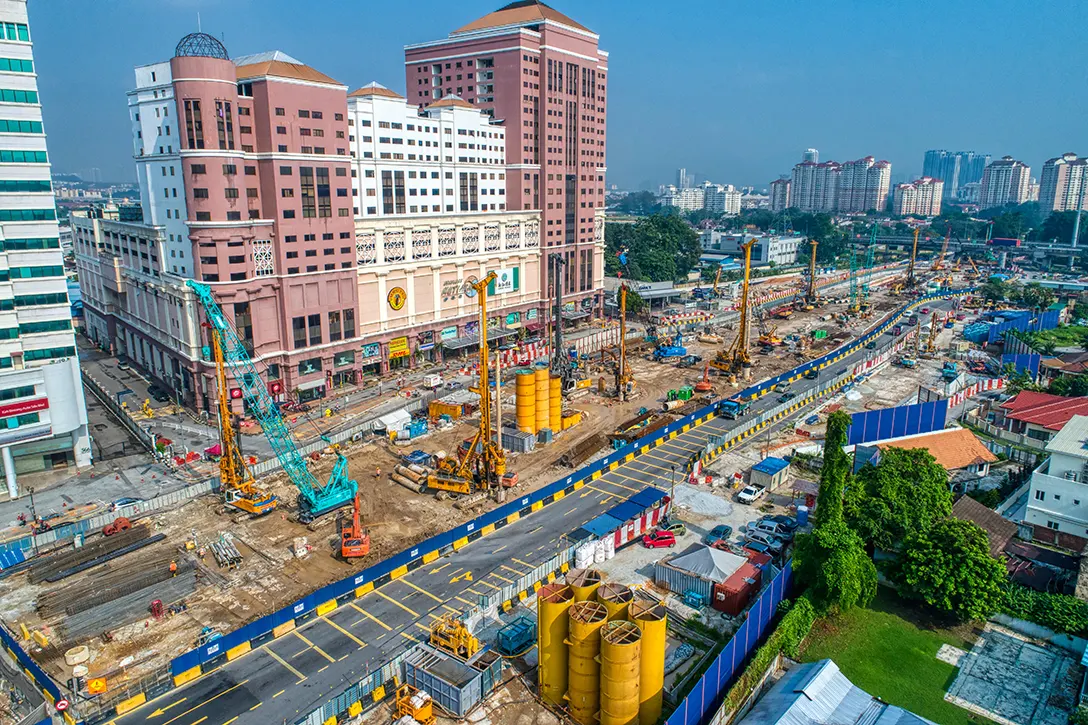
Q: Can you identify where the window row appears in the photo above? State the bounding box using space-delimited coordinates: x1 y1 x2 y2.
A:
0 119 40 134
0 88 36 104
0 237 58 251
0 23 28 42
0 179 49 193
1 412 39 428
23 345 74 361
0 265 63 280
0 208 54 221
0 149 45 163
0 58 32 73
0 384 34 401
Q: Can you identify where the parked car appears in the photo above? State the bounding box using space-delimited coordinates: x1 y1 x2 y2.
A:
804 369 818 380
755 520 793 540
920 307 930 314
147 385 171 403
116 360 131 371
642 530 676 549
660 521 687 537
774 382 791 393
737 484 767 505
766 514 799 533
703 524 733 546
777 391 797 403
745 530 784 554
742 540 771 556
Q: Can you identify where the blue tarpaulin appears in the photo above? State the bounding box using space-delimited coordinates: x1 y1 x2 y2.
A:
753 457 789 476
582 514 625 538
606 501 644 524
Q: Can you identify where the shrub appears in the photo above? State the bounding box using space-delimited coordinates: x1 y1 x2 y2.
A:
1000 582 1088 637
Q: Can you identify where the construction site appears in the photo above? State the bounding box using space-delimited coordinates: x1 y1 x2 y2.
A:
0 228 1003 725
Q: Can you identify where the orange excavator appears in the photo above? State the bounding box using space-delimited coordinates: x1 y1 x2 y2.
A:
340 491 370 559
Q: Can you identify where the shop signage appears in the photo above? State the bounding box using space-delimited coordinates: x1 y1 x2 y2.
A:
465 321 479 335
506 312 521 326
360 342 381 361
389 336 410 359
563 301 576 312
267 380 284 395
0 397 48 418
387 286 407 311
418 330 435 351
440 326 458 341
490 267 516 294
441 279 462 301
526 308 538 320
487 316 500 329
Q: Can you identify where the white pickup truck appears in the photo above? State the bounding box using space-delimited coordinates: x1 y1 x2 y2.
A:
737 484 767 505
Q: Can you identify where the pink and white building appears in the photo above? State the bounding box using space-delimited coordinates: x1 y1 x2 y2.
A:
404 0 607 317
893 177 943 217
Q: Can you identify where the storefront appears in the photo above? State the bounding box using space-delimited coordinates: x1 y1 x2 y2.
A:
332 350 356 387
389 336 411 371
297 377 326 403
417 330 437 364
360 342 382 378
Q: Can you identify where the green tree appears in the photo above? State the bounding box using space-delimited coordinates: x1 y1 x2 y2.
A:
794 519 878 612
604 214 702 283
1005 367 1042 394
894 519 1006 621
979 279 1007 303
622 288 646 315
1018 282 1055 311
614 190 660 216
1039 210 1088 245
815 411 851 526
845 447 953 551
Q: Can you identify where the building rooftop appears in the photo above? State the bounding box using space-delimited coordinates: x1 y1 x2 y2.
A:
874 427 997 472
1044 414 1088 458
667 545 745 584
1000 391 1088 431
348 81 403 99
951 496 1016 557
739 659 935 725
753 457 789 476
453 0 593 35
235 53 340 86
426 95 476 110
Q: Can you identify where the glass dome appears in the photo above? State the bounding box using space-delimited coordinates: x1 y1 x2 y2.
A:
174 33 229 60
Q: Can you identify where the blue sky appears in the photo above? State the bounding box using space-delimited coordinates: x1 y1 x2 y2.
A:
34 0 1088 190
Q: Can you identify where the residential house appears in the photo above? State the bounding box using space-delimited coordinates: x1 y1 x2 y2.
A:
854 427 998 490
951 495 1016 557
1025 415 1088 551
994 391 1088 447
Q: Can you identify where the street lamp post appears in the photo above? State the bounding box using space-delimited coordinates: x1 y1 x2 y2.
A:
670 464 676 505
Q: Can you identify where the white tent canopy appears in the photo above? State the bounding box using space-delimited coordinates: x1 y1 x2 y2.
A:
668 545 745 583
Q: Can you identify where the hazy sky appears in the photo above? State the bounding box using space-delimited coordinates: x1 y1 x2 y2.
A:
33 0 1088 190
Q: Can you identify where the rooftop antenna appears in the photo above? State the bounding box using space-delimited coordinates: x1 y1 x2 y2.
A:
197 12 201 32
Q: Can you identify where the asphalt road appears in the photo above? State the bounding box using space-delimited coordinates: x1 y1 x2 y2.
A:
109 295 951 725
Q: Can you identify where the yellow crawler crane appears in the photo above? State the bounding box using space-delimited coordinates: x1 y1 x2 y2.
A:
711 239 756 378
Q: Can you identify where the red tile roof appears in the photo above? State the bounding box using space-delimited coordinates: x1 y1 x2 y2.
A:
999 391 1088 430
454 0 592 35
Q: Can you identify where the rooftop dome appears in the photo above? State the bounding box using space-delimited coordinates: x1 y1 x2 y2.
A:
174 32 229 60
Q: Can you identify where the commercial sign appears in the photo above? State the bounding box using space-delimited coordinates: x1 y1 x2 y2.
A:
488 267 517 295
526 308 538 320
506 311 521 327
465 321 480 336
441 278 462 302
418 330 435 351
360 342 381 361
440 326 458 341
389 336 410 359
387 286 407 311
0 397 48 418
267 380 284 396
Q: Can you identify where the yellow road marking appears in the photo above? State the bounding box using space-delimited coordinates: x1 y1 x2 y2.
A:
585 484 619 501
428 562 452 575
249 703 262 711
290 630 335 663
160 681 249 725
442 604 460 614
564 508 577 516
501 564 527 577
455 596 475 606
592 475 640 493
414 622 433 632
273 690 286 698
376 589 419 617
318 665 329 673
350 603 391 631
489 571 515 584
224 718 239 725
400 632 420 644
492 544 507 554
512 557 534 568
320 616 367 647
265 648 306 683
400 578 443 603
148 696 187 717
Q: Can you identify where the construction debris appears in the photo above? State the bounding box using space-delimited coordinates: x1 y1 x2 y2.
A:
559 433 606 468
36 553 190 619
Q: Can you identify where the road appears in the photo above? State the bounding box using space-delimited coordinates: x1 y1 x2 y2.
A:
108 295 955 725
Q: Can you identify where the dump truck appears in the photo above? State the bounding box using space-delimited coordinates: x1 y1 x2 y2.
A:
718 398 751 419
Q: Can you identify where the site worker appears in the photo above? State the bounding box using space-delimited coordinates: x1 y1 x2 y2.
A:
169 560 178 577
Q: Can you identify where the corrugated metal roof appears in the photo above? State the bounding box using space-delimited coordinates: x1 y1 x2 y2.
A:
738 659 936 725
605 501 642 523
667 545 744 583
582 514 623 538
753 457 789 475
629 487 667 508
1045 414 1088 458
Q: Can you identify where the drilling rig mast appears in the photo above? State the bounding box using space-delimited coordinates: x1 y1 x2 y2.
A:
711 239 756 378
906 228 920 287
805 239 819 308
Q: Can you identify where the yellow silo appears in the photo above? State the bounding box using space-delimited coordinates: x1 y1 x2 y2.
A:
516 370 537 434
566 568 603 602
537 583 574 707
630 600 667 725
600 621 642 725
567 600 608 725
534 367 550 432
549 375 563 432
597 583 633 622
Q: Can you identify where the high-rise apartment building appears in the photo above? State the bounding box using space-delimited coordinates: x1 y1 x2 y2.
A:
1039 153 1088 214
703 183 741 215
979 156 1031 209
675 168 690 189
838 156 891 213
661 185 703 212
75 34 544 413
769 178 790 212
0 0 89 493
892 177 943 217
790 161 840 212
405 0 607 315
802 148 818 163
922 150 990 199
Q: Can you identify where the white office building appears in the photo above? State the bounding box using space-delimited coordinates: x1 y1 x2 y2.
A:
700 231 803 266
661 184 704 212
979 156 1031 209
1026 415 1088 538
0 0 90 494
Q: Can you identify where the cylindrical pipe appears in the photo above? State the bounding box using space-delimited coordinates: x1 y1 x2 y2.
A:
549 375 563 433
597 583 633 622
516 370 537 434
566 568 603 602
535 367 550 432
537 583 574 707
567 600 608 725
600 620 642 725
630 600 667 725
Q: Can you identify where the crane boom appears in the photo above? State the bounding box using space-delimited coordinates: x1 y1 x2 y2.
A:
187 280 357 522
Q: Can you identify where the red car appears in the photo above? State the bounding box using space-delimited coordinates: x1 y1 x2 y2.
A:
642 531 676 548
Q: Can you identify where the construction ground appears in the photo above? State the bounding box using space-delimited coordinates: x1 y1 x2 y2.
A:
0 270 934 711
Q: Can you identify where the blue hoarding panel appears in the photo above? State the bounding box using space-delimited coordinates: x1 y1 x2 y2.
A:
1002 353 1041 377
847 400 948 446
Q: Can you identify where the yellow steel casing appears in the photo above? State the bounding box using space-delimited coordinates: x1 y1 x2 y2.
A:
630 600 668 725
549 375 563 432
567 600 608 725
537 583 575 707
597 583 633 622
600 620 642 725
534 367 550 432
516 370 537 434
567 568 603 602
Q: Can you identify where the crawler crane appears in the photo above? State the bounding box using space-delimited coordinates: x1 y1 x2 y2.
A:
710 239 756 378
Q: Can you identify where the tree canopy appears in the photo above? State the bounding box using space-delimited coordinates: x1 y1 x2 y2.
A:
894 518 1006 621
815 411 851 526
612 190 661 216
604 214 702 282
845 447 953 551
1041 210 1088 246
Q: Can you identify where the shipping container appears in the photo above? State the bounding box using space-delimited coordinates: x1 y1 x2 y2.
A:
712 562 762 616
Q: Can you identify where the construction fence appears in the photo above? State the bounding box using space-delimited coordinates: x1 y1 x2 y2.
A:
0 620 71 724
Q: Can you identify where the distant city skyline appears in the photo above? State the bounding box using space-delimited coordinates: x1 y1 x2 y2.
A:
29 1 1088 188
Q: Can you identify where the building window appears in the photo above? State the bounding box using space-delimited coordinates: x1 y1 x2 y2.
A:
183 99 204 149
1047 521 1060 530
317 167 331 218
292 316 307 349
343 308 355 338
308 314 321 346
1035 490 1046 501
224 188 239 199
298 358 321 375
0 89 37 104
215 100 234 150
328 311 342 342
300 167 316 218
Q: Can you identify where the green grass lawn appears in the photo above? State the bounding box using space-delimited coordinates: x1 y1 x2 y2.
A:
800 589 994 725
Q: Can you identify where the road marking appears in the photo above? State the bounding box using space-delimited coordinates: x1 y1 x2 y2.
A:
223 718 239 725
148 696 187 717
428 562 452 575
527 525 544 535
321 616 367 647
414 622 433 633
400 632 420 644
455 595 475 606
291 630 335 662
585 484 619 501
318 665 329 673
265 648 307 683
512 557 534 568
273 690 286 699
249 703 262 712
376 589 420 617
563 507 577 516
489 571 515 584
400 579 443 602
501 564 527 577
442 604 460 614
450 571 473 584
350 603 391 631
492 544 507 554
160 681 249 725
